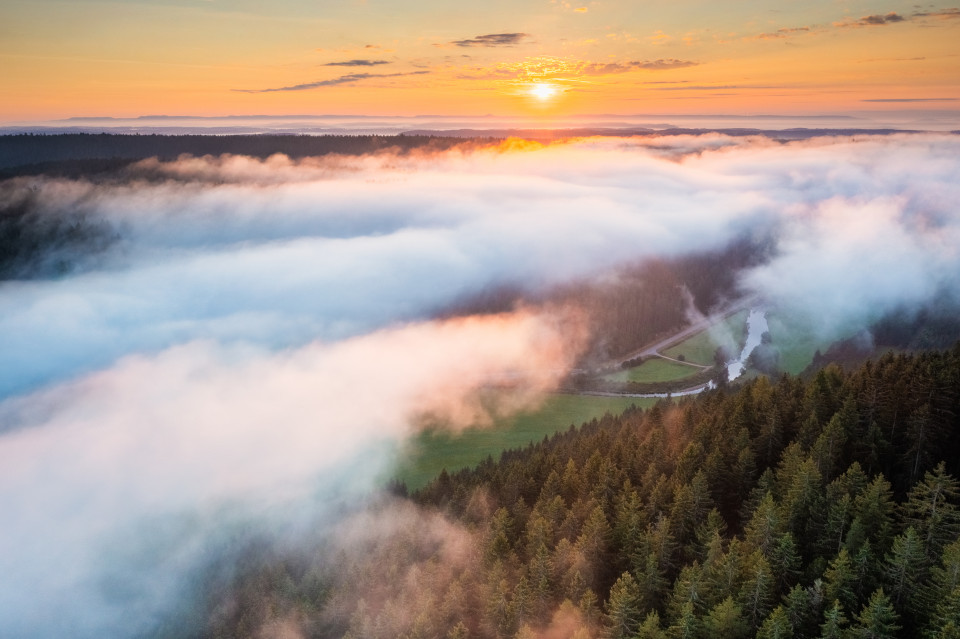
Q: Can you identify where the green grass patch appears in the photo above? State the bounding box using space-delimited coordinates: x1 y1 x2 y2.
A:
393 394 656 491
764 313 837 375
603 357 703 383
663 310 749 365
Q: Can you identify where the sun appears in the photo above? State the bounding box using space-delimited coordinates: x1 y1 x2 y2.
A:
528 82 559 101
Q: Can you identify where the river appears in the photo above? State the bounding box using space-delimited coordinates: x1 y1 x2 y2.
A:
727 308 768 381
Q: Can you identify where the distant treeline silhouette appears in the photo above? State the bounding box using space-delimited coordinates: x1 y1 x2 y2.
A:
0 133 481 175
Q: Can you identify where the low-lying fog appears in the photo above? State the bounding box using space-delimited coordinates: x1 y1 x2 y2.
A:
1 132 959 637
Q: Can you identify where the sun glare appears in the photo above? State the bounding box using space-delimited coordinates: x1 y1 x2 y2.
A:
528 83 558 101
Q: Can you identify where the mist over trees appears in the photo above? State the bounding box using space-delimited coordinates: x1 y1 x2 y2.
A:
0 186 116 279
0 134 478 176
204 346 960 639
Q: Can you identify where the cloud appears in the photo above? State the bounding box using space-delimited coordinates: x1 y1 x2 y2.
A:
578 59 699 74
753 25 812 40
236 71 428 93
752 6 957 41
633 58 699 70
323 59 391 67
912 7 960 19
451 32 530 47
457 56 699 82
862 98 958 102
2 133 960 636
652 84 781 91
834 11 906 27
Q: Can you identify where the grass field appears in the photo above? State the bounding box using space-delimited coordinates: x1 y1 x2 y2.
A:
764 313 837 375
392 393 658 490
662 310 749 365
602 357 703 383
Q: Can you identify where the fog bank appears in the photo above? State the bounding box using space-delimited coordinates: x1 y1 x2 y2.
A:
1 132 959 636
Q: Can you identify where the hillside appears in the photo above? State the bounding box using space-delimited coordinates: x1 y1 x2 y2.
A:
206 345 960 639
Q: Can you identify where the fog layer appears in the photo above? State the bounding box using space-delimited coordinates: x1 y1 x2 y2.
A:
1 133 959 636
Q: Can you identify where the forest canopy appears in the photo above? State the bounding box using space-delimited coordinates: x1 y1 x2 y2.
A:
207 345 960 639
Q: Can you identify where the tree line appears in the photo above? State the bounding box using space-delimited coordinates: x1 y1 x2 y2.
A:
0 133 479 174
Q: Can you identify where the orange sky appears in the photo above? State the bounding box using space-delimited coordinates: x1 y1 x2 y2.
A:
1 0 959 122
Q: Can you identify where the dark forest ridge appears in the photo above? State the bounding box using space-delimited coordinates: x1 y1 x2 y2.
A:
0 133 477 173
1 130 947 177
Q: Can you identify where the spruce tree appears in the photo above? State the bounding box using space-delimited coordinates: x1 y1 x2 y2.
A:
604 572 643 639
849 588 900 639
818 599 847 639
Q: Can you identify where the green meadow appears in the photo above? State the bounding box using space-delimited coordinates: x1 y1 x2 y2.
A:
602 357 702 383
662 309 749 365
393 393 658 490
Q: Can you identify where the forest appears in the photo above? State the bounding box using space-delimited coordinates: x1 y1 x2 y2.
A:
0 133 476 175
205 345 960 639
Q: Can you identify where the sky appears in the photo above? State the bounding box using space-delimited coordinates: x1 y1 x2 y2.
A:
1 0 959 121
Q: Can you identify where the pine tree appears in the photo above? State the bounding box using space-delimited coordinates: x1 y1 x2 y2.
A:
577 504 612 591
613 485 646 563
633 551 668 612
850 539 880 604
528 542 553 620
513 575 534 631
810 402 852 482
636 610 667 639
883 526 927 613
924 539 960 636
446 621 469 639
604 572 643 639
666 601 699 639
706 538 746 605
484 563 513 638
823 548 858 616
849 476 896 555
667 561 707 619
783 583 817 637
525 513 554 558
769 532 802 595
927 588 960 639
756 605 793 639
745 492 781 555
781 457 825 557
487 507 515 563
737 552 775 629
579 588 601 629
901 462 960 562
702 596 749 639
818 600 847 639
849 588 900 639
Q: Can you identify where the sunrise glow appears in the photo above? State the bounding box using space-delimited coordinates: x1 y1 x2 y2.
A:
0 1 957 122
528 83 559 102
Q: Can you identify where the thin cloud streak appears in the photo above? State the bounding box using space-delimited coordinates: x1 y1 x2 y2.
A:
235 70 428 93
862 98 958 102
451 33 530 47
323 59 391 67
